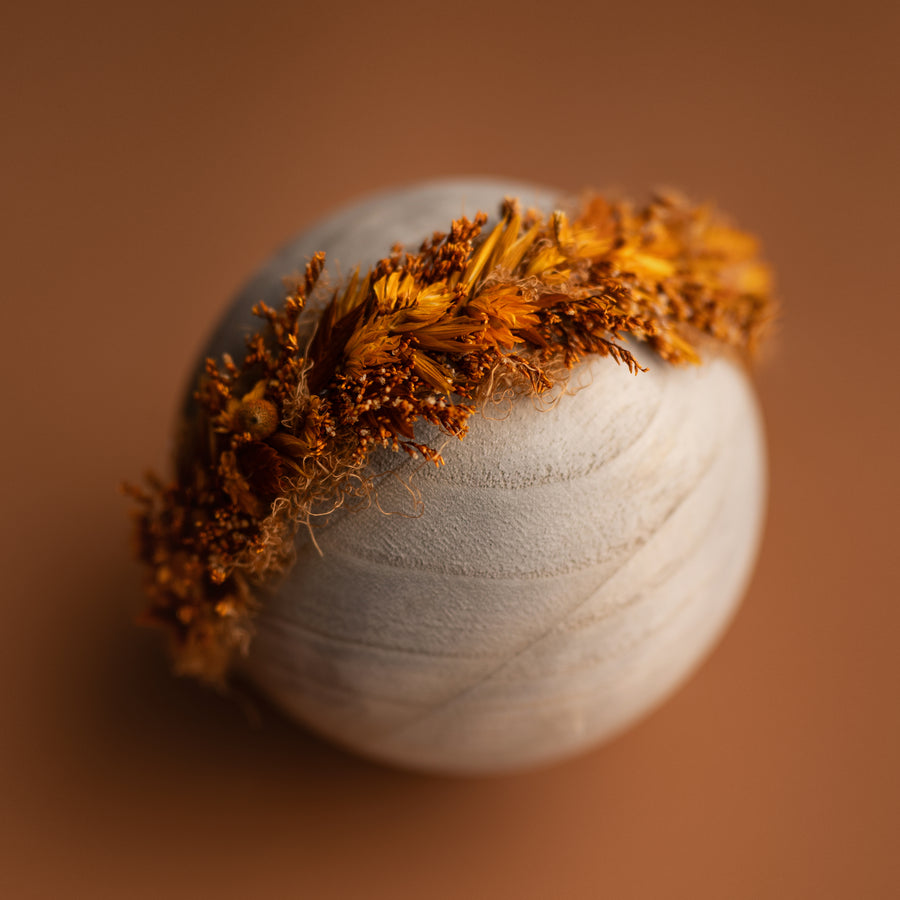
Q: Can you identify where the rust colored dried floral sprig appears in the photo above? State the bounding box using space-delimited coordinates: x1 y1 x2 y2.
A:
126 192 775 684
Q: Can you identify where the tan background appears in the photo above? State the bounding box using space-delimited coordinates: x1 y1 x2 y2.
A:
2 1 898 897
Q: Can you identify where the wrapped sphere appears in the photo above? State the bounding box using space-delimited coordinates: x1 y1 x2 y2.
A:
135 179 770 774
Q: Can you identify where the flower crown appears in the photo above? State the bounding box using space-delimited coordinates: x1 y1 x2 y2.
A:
126 191 775 684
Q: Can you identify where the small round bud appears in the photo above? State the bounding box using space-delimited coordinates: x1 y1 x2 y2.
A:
235 398 278 439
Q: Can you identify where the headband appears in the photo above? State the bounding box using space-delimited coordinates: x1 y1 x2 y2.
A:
126 191 774 683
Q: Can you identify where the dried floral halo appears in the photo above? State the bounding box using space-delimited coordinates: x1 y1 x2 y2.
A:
126 191 775 685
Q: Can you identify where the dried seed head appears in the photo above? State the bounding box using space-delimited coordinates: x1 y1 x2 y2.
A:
235 398 278 439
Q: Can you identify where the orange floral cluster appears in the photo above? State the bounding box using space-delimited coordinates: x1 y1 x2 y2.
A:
127 192 774 684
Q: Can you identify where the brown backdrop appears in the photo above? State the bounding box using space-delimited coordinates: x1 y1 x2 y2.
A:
2 1 898 897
